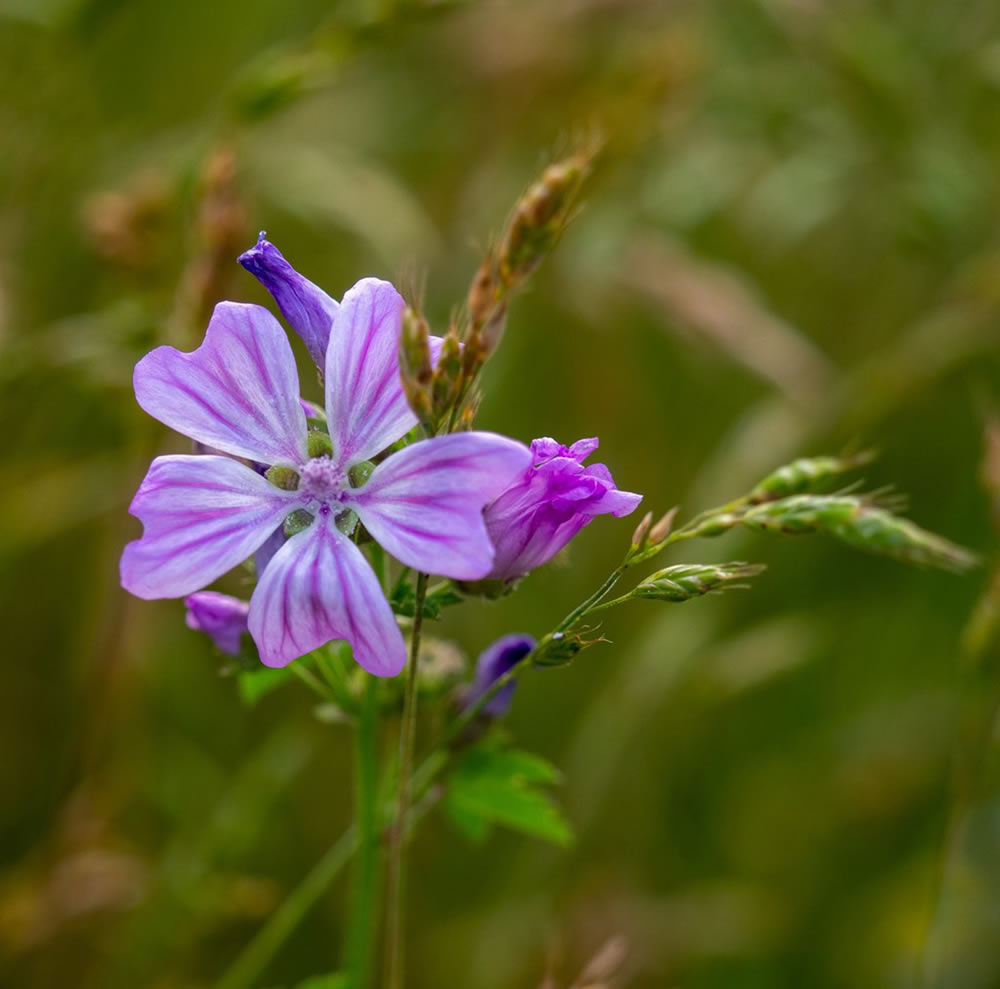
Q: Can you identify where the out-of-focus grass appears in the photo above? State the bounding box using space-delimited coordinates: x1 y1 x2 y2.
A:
1 1 998 987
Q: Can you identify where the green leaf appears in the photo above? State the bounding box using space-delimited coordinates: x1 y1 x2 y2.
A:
237 666 293 707
443 742 573 847
390 580 463 619
390 579 417 617
444 777 573 847
443 796 493 844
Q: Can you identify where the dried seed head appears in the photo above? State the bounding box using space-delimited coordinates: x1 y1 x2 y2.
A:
467 255 501 338
398 305 434 429
497 149 594 286
431 325 464 421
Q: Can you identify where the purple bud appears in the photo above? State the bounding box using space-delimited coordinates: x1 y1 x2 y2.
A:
184 591 250 656
483 436 642 581
238 233 339 369
465 634 536 718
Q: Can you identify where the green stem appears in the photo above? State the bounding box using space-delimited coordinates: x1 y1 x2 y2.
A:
218 497 752 984
289 660 332 700
216 827 357 989
585 592 634 613
344 674 380 988
385 572 427 989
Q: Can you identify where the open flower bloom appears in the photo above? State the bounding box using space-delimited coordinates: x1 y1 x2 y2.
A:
463 633 536 719
184 591 249 656
121 279 530 675
484 437 642 581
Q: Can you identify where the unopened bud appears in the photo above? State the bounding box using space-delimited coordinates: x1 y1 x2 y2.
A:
630 511 654 548
648 507 679 545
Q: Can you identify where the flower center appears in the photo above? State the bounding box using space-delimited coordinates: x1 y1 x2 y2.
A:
297 456 347 506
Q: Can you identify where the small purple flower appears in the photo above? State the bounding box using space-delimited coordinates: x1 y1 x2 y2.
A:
484 437 642 581
184 591 250 656
464 633 536 718
239 235 447 371
238 234 340 369
121 280 531 675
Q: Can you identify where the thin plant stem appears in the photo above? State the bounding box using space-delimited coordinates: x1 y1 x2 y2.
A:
385 571 428 989
216 827 357 989
215 791 442 989
288 660 332 699
217 499 748 982
344 673 380 988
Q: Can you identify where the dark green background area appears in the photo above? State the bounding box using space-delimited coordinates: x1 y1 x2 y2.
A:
2 1 999 987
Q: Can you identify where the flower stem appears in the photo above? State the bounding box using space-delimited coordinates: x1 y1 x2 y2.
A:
385 571 427 989
344 673 380 988
216 827 357 989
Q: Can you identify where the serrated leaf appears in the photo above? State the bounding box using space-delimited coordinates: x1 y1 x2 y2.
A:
446 776 573 847
390 580 463 619
442 794 493 843
237 666 294 707
390 579 417 617
444 742 573 847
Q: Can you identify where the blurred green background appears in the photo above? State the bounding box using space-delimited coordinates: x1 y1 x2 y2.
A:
2 1 1000 986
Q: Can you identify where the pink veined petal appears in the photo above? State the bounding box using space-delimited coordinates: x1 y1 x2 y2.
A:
248 510 406 675
134 302 308 466
324 278 413 469
346 432 533 581
120 455 302 599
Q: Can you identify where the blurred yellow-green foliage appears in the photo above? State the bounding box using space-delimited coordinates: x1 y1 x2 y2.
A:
2 1 1000 987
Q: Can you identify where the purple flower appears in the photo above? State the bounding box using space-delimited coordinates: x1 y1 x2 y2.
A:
184 591 250 656
484 437 642 581
464 633 536 718
238 234 340 369
121 280 531 675
239 234 447 371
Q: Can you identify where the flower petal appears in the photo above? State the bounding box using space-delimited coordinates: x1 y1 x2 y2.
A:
324 278 413 468
185 591 250 656
465 633 536 719
248 510 406 675
347 432 532 580
134 301 308 466
238 235 340 369
121 455 301 599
